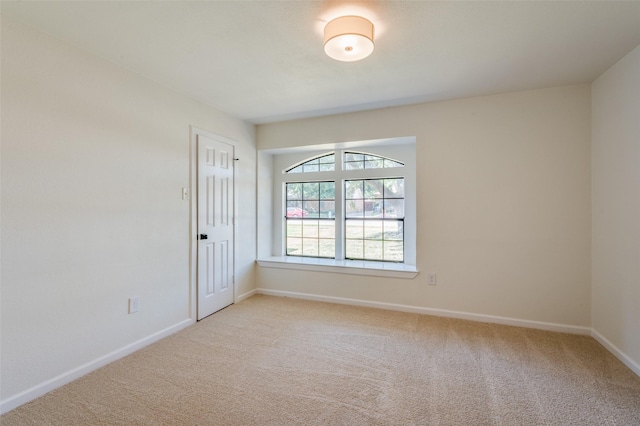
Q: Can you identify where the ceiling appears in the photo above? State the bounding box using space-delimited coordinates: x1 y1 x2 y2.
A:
2 1 640 124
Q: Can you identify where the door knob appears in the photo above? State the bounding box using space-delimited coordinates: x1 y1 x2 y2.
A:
200 234 208 240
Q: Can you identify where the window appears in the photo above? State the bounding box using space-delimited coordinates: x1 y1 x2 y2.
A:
286 153 335 173
285 182 335 258
345 178 404 262
281 150 408 263
343 151 404 170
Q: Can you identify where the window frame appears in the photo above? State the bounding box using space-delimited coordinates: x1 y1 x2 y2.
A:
285 181 336 258
274 146 416 268
344 177 405 262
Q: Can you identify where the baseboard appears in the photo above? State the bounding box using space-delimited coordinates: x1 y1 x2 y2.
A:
236 288 257 303
0 318 194 415
592 329 640 377
255 288 592 336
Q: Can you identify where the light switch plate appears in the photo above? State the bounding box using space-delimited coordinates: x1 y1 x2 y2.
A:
129 297 140 314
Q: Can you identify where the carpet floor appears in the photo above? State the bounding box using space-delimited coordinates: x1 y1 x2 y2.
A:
3 295 640 425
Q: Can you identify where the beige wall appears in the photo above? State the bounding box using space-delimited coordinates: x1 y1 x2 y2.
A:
257 85 592 327
0 16 256 405
592 44 640 370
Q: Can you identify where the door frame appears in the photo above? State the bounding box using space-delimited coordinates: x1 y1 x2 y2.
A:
189 125 238 321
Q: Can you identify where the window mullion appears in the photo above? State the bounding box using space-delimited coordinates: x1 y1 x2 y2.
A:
333 150 344 260
335 177 344 260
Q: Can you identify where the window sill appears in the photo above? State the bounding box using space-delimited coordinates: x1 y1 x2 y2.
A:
256 256 419 279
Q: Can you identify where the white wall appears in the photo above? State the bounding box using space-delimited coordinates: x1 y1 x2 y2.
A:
257 85 592 328
0 16 256 408
256 151 273 260
592 44 640 371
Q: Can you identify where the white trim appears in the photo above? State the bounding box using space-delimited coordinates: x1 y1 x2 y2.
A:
237 289 258 303
189 126 198 321
592 329 640 377
257 256 418 279
0 318 193 415
255 288 592 336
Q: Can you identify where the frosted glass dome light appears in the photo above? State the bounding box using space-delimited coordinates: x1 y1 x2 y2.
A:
324 16 375 62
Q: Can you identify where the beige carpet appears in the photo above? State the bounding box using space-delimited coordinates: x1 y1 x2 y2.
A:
3 295 640 425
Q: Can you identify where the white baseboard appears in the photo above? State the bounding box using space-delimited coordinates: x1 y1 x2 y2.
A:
236 288 257 303
592 329 640 377
255 288 592 336
0 318 194 415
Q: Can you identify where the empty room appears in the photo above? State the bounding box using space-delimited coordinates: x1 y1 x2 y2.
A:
1 1 639 424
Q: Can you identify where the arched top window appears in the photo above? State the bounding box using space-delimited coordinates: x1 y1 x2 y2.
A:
343 151 404 170
285 151 403 173
286 153 335 173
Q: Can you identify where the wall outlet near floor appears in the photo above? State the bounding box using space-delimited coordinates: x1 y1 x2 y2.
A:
428 273 437 286
129 296 140 314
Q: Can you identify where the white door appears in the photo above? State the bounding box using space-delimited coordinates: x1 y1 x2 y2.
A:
197 134 235 320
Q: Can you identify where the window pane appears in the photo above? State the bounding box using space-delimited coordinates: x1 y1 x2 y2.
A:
302 200 319 217
364 240 383 260
364 180 382 198
287 183 302 200
319 239 335 258
286 238 302 255
319 182 335 199
384 241 404 262
346 199 364 218
288 166 303 173
364 220 383 239
344 161 363 170
318 220 335 238
320 200 335 218
384 159 404 168
345 180 363 199
319 163 334 172
384 199 404 218
364 199 382 217
364 155 384 169
302 239 319 257
345 220 364 239
384 221 403 241
345 153 364 162
346 239 364 259
287 220 302 237
302 182 319 199
302 221 319 238
318 154 334 164
302 163 319 173
384 178 404 198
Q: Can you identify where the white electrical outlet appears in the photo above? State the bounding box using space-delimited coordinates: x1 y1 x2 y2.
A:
428 273 437 285
181 187 189 200
129 297 140 314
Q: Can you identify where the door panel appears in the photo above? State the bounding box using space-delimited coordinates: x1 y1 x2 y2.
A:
197 134 234 320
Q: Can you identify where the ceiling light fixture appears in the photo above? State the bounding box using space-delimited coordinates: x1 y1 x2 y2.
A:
323 15 375 62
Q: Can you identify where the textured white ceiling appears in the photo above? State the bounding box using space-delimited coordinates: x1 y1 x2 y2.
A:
2 1 640 124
